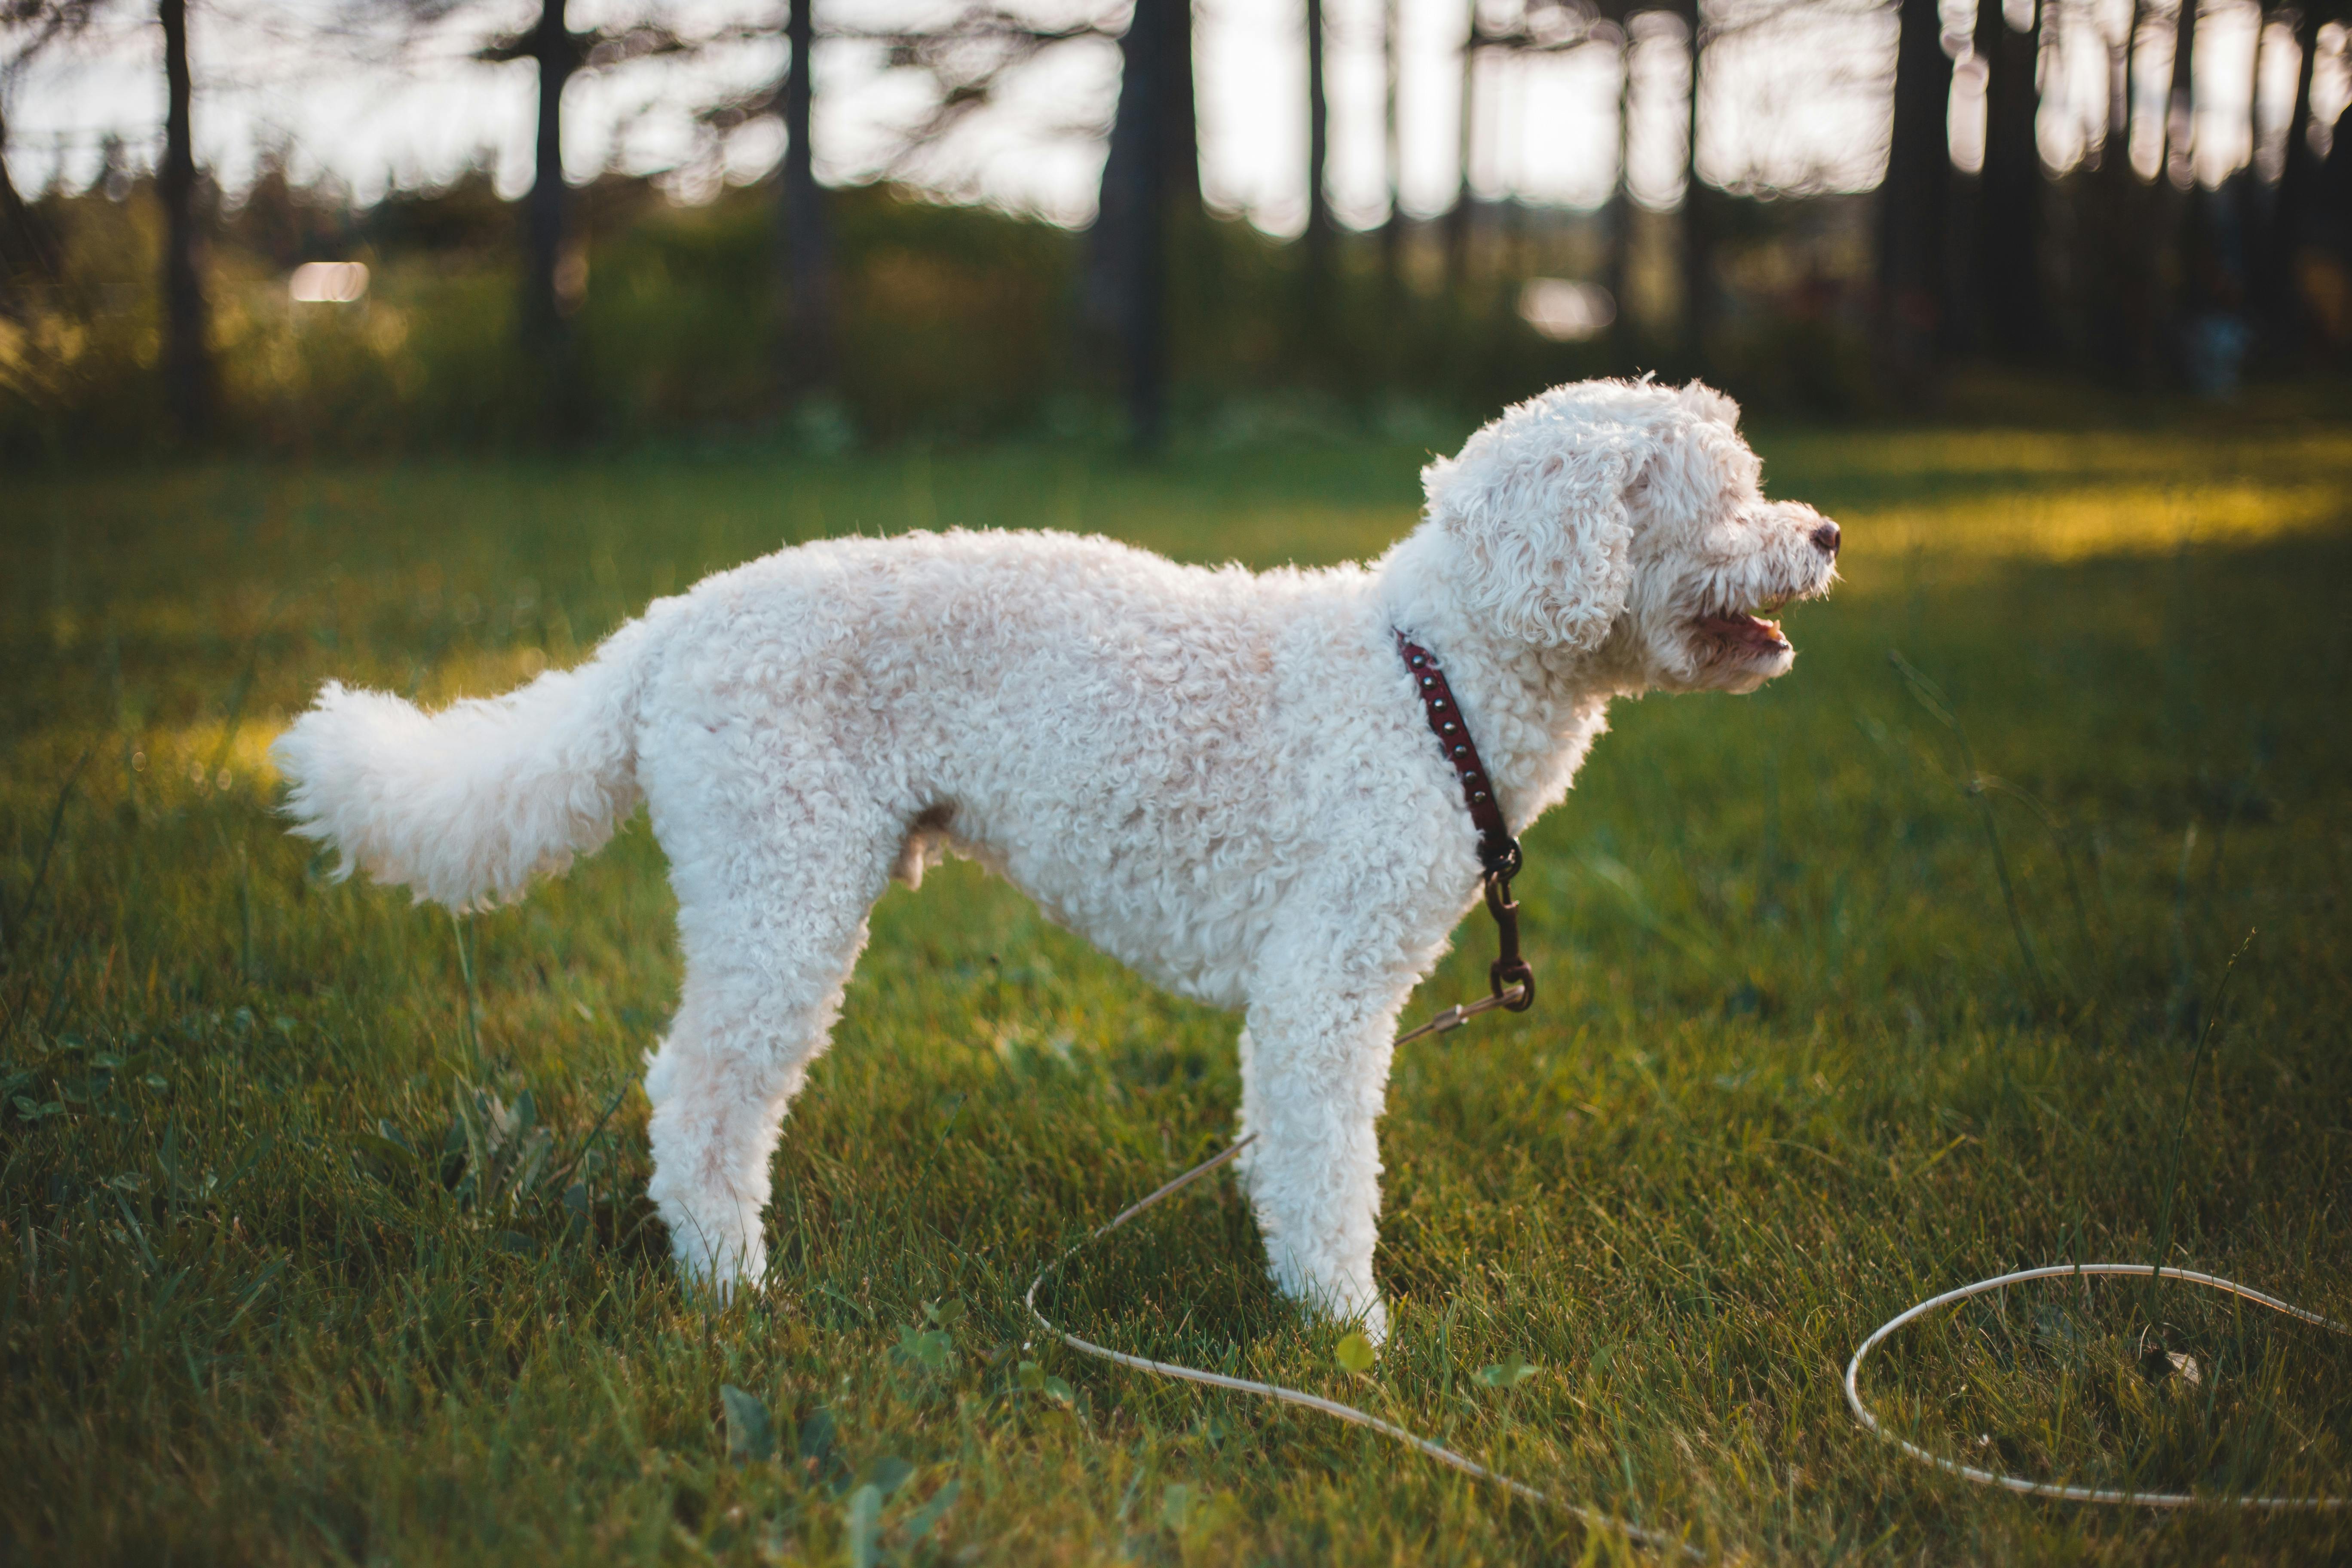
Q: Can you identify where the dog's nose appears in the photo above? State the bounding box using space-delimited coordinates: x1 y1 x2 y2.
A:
1810 520 1841 557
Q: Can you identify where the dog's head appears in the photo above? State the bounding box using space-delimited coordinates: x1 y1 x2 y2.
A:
1421 379 1840 694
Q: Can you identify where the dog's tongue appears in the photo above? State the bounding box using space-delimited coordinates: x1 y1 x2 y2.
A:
1697 613 1788 649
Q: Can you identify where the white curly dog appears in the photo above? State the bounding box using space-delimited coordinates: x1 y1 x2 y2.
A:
274 378 1840 1342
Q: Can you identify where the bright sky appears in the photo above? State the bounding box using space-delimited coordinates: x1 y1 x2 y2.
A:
4 0 2343 237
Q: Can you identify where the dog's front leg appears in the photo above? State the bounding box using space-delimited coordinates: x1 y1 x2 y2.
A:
1234 977 1408 1346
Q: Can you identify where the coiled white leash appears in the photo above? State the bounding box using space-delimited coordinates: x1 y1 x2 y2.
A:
1844 1262 2351 1510
1026 1143 2352 1554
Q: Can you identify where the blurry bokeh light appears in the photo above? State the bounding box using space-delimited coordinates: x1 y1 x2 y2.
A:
1518 278 1616 342
289 262 370 304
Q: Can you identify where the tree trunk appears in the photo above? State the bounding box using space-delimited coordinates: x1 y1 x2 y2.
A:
1379 0 1402 296
523 0 580 433
1604 27 1635 371
2165 0 2197 186
1875 0 1953 395
1305 0 1332 297
158 0 211 442
1973 0 2044 357
1444 19 1476 292
0 97 63 300
2257 6 2318 347
778 0 835 400
2146 0 2201 363
2277 7 2318 224
2089 0 2159 385
1680 2 1710 374
1089 0 1176 446
1158 0 1200 209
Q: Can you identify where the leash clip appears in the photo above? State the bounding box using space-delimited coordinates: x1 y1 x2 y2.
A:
1483 866 1536 1011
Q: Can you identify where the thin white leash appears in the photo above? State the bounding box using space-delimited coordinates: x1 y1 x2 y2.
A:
1023 980 1701 1556
1025 1112 2352 1552
1844 1262 2351 1510
1022 1131 1701 1559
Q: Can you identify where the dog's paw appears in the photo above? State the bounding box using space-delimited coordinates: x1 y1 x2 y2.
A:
671 1232 767 1306
1284 1271 1389 1349
688 1263 763 1308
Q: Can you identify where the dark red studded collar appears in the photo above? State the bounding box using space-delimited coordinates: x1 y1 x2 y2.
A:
1396 631 1519 878
1396 630 1534 1009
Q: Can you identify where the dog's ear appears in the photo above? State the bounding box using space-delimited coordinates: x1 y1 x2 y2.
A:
1422 430 1635 651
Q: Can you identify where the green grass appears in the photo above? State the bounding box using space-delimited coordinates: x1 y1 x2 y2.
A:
4 422 2352 1564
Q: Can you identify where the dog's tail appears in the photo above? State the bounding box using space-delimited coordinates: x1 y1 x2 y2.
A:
271 609 670 911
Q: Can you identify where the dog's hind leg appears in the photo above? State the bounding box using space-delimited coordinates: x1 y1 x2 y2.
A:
638 730 902 1299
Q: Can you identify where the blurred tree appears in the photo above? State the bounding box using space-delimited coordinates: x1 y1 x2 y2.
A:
477 0 585 435
1090 0 1197 445
778 0 833 402
2274 6 2323 236
1380 0 1401 296
0 95 54 289
2164 0 2197 185
1680 0 1711 373
1445 6 1477 288
226 140 350 270
2313 91 2352 308
1305 0 1331 304
366 163 512 255
2255 2 2340 351
1445 2 1614 300
701 3 1115 414
1973 0 2045 358
1876 0 1953 392
150 0 212 438
0 0 101 298
469 3 684 435
1604 15 1636 370
2085 0 2161 383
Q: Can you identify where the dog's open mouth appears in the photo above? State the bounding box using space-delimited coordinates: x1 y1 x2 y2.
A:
1694 598 1792 655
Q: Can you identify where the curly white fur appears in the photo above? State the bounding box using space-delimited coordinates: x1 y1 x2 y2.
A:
273 378 1841 1341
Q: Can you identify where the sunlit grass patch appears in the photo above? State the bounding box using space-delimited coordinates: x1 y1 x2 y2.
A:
1849 479 2346 564
1768 426 2352 570
127 720 285 799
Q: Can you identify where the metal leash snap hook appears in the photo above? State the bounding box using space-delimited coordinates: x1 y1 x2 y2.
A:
1481 867 1536 1010
1490 957 1535 1011
1481 869 1515 922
